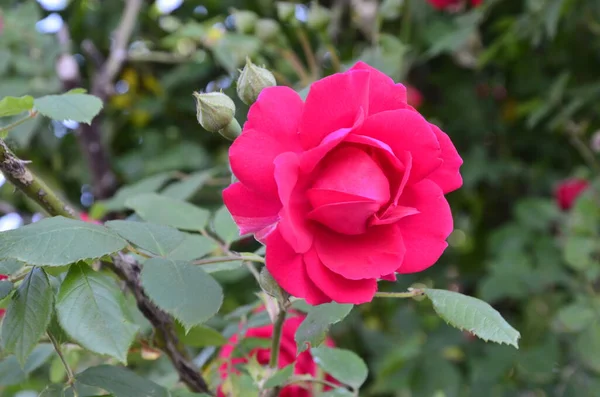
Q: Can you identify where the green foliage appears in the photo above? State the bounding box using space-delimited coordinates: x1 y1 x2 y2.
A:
76 365 170 397
126 193 210 231
310 346 368 390
105 220 188 256
263 364 294 388
32 94 103 124
0 95 33 117
295 302 353 353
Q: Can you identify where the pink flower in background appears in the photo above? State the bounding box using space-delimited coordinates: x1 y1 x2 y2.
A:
224 62 462 304
428 0 482 10
218 312 336 396
406 85 423 109
556 178 589 210
0 274 7 318
80 212 101 224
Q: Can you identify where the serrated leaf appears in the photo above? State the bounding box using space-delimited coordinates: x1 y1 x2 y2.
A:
0 280 13 299
140 258 222 330
295 302 353 354
0 216 127 267
33 93 103 124
162 171 211 200
212 206 240 245
174 322 227 347
166 233 218 261
311 346 368 389
76 365 170 397
56 264 139 363
263 363 294 388
0 95 34 117
1 268 53 364
126 193 210 231
423 288 520 348
0 344 54 386
0 259 23 275
105 220 186 256
97 173 172 212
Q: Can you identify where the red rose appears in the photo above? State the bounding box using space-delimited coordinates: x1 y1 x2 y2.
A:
0 274 6 318
428 0 481 10
556 178 589 210
224 62 462 304
218 314 335 397
406 85 423 109
80 213 101 225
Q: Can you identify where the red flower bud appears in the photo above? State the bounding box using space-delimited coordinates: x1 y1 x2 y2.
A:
555 179 589 210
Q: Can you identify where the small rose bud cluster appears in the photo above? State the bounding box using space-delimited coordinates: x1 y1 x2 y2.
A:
236 58 276 106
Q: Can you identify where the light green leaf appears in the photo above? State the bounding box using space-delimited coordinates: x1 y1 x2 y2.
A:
1 268 53 364
66 88 87 94
318 389 354 396
174 322 227 347
0 95 34 117
0 280 13 300
553 303 596 333
295 302 353 353
162 171 211 200
33 93 103 124
97 173 172 212
105 220 186 256
212 206 240 245
140 258 222 330
0 216 127 267
56 264 139 363
76 365 170 397
166 234 218 261
564 236 598 270
423 288 520 348
263 363 294 388
202 260 242 273
0 344 54 386
0 259 23 275
311 346 368 389
126 193 210 231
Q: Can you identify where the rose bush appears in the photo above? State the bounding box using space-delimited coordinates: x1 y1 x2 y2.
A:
218 311 336 396
224 62 463 304
555 178 589 210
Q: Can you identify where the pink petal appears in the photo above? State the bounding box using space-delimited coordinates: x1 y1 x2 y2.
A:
380 273 397 281
265 228 329 304
370 205 419 226
308 200 380 235
222 182 280 235
349 61 410 114
274 152 313 253
396 179 453 274
357 110 442 184
244 86 304 142
426 123 463 194
304 249 378 304
229 128 300 197
299 70 371 149
314 224 405 280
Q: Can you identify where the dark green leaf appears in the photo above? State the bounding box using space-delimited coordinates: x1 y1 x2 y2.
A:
0 344 54 386
295 302 353 353
0 259 23 275
76 365 170 397
0 95 34 117
97 173 172 212
105 220 186 256
174 322 227 347
212 206 240 245
162 171 211 200
33 93 103 124
140 258 222 330
263 363 294 388
0 216 127 267
56 264 139 363
1 268 53 364
126 193 210 231
0 280 13 300
311 346 368 389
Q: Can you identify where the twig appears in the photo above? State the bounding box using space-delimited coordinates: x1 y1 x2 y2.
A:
261 302 288 397
0 112 37 134
279 48 311 86
374 289 424 298
48 331 77 395
296 29 320 79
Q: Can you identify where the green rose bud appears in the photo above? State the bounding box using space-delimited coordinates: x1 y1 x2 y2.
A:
236 58 277 106
276 2 296 22
307 2 331 31
255 18 281 43
193 91 240 140
232 10 258 34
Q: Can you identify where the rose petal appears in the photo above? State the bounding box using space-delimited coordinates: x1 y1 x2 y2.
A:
357 110 442 184
380 273 397 281
222 183 281 235
349 61 410 114
308 200 381 235
397 179 453 273
370 205 419 226
304 249 378 304
265 228 329 304
426 124 463 193
299 70 371 149
315 224 405 280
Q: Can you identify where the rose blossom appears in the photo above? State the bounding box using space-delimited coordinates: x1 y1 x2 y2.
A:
218 312 335 397
224 62 462 304
0 274 7 317
556 178 589 210
428 0 482 10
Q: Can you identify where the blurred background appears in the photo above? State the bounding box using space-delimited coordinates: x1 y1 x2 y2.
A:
2 0 600 395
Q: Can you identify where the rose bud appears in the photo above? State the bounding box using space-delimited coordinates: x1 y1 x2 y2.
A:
236 58 277 106
307 2 331 31
255 18 281 43
193 92 241 140
276 2 296 22
232 10 258 34
556 178 589 211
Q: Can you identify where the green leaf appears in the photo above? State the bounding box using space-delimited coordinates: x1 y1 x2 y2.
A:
423 288 520 348
140 258 222 330
0 216 127 267
0 280 13 300
126 193 210 231
0 259 23 275
212 206 240 245
33 93 103 124
97 173 172 212
263 363 294 388
66 88 87 94
202 260 243 273
174 322 227 347
0 344 54 386
162 171 211 200
318 389 354 396
105 220 186 256
165 233 218 261
0 95 34 117
1 268 53 364
311 346 368 389
553 303 596 333
576 321 600 374
76 365 170 397
295 302 353 353
56 264 139 363
564 236 598 270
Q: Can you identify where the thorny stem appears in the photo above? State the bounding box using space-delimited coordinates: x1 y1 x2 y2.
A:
0 111 37 134
48 331 77 395
375 289 424 298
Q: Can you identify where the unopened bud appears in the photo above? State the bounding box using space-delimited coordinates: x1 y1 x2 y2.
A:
307 2 331 30
193 91 235 133
276 2 296 22
237 58 277 105
232 10 258 34
255 18 281 43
